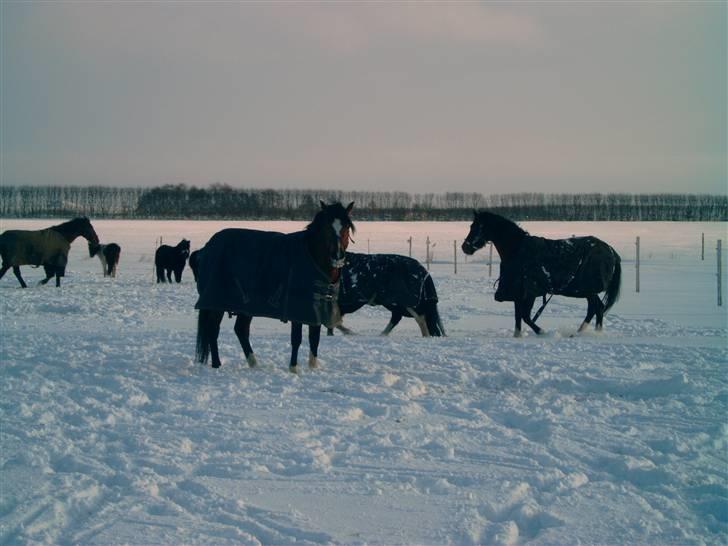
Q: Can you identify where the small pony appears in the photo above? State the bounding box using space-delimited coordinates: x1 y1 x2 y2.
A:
0 217 99 288
155 239 190 283
188 249 201 283
89 242 121 277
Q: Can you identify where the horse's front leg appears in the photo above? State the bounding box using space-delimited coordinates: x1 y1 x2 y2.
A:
289 322 303 372
233 314 257 367
518 297 543 335
13 266 28 288
308 325 321 369
513 301 522 337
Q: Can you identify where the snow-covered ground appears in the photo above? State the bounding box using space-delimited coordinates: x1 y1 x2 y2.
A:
1 218 726 546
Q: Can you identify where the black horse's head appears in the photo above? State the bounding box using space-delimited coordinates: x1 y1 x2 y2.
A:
177 239 191 258
307 201 355 277
462 210 489 255
88 241 101 258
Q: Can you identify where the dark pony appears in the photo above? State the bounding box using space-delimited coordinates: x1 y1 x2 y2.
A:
462 210 621 336
188 249 201 282
327 252 445 337
89 242 121 277
196 201 355 372
0 217 99 288
155 239 190 283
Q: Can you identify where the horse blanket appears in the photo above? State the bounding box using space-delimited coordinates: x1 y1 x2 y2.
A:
495 235 616 302
195 229 339 327
338 252 436 311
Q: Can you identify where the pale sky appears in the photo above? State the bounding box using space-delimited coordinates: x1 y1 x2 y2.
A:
1 1 726 194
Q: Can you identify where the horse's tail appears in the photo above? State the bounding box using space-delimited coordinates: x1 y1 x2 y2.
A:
196 309 212 364
602 254 621 314
422 275 446 337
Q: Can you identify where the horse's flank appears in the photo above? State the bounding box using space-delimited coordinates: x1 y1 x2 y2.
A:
0 229 70 269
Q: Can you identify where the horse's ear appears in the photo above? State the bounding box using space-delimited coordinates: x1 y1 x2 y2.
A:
320 200 327 210
346 201 354 215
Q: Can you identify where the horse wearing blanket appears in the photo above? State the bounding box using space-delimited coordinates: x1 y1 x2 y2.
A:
462 210 621 336
195 201 354 372
328 252 445 337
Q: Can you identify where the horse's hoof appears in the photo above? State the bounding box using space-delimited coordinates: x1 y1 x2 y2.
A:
308 354 319 369
246 354 258 368
513 330 523 338
289 365 299 374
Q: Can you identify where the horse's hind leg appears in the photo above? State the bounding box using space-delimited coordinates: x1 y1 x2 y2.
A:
0 264 9 281
197 309 224 368
156 265 165 283
289 322 303 372
579 296 600 332
308 325 321 369
233 314 256 367
12 266 27 288
381 311 403 336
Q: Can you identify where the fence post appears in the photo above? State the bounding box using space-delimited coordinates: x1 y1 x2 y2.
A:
488 243 493 278
426 236 431 270
408 236 412 258
367 239 370 254
453 240 457 274
635 236 640 293
702 232 705 261
154 236 163 281
718 239 723 306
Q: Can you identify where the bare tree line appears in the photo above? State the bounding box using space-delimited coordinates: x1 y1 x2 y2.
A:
0 184 725 221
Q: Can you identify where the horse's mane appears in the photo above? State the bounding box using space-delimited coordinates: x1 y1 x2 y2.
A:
49 217 90 238
477 211 528 238
306 203 356 234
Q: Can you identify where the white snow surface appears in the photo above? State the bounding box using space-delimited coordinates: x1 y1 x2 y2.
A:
1 219 726 546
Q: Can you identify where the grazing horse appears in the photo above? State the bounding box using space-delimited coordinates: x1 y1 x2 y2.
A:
0 217 100 288
155 239 190 283
462 210 621 336
89 242 121 277
196 201 355 372
327 252 445 337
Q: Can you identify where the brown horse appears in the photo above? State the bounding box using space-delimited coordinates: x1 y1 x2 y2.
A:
0 217 100 288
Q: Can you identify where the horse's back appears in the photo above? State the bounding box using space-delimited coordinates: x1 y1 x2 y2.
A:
497 234 620 301
195 229 332 324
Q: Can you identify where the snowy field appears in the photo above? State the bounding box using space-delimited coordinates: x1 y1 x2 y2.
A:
1 218 726 546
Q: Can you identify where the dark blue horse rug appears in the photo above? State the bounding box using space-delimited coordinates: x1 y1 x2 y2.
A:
495 235 620 302
338 252 436 310
195 229 340 327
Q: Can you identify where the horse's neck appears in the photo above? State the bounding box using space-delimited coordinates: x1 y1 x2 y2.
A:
490 224 527 262
50 224 81 244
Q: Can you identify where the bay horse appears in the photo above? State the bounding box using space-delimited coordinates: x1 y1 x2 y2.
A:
89 242 121 277
0 217 100 288
462 210 621 336
327 252 445 337
155 239 190 283
195 201 355 372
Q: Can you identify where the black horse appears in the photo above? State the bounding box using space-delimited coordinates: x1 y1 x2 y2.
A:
195 201 355 372
0 217 100 288
155 239 190 283
462 210 621 336
188 249 201 282
327 252 445 337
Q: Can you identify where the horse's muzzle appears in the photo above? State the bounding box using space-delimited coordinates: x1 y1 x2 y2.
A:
461 241 476 255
